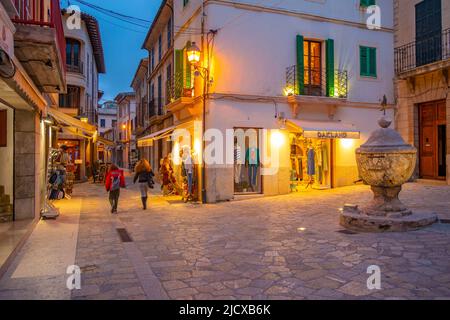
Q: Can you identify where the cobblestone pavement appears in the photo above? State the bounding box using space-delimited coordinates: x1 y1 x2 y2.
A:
68 179 450 300
0 179 449 300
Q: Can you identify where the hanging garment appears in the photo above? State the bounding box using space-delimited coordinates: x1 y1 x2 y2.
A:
322 145 329 172
248 164 258 187
234 145 243 164
307 148 316 176
234 164 242 184
246 147 260 167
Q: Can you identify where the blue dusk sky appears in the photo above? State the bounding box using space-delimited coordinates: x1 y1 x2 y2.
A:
61 0 161 102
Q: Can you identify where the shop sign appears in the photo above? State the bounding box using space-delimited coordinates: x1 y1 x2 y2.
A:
0 12 14 57
303 131 360 139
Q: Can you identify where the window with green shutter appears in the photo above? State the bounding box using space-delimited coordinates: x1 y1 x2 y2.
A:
360 0 375 8
360 46 377 78
174 49 184 99
296 35 304 95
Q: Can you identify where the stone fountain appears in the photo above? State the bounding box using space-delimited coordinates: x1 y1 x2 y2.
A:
340 116 438 232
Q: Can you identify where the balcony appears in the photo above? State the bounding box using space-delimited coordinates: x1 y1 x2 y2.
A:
285 65 348 99
395 28 450 76
11 0 66 93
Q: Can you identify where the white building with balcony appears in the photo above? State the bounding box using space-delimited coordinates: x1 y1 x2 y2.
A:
157 0 396 203
58 11 106 181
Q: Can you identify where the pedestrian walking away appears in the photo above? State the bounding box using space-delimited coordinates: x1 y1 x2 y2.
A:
133 158 155 210
105 164 126 214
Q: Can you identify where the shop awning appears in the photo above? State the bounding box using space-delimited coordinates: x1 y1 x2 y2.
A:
286 119 360 139
97 136 115 147
138 125 177 147
47 108 97 136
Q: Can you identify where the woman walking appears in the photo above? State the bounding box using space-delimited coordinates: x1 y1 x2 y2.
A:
133 159 155 210
105 164 126 214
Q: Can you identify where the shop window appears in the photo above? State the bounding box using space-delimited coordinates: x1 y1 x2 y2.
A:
59 86 81 108
234 128 262 194
289 134 331 192
100 119 106 128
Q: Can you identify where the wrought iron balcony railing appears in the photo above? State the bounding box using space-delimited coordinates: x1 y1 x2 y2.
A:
395 28 450 74
285 65 348 99
67 61 84 74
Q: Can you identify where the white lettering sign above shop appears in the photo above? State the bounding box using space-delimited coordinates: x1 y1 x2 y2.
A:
0 10 14 57
303 131 361 139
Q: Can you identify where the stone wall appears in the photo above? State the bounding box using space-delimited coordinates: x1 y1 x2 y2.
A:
14 110 42 220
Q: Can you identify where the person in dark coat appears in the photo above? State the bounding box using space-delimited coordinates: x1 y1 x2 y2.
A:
133 159 154 210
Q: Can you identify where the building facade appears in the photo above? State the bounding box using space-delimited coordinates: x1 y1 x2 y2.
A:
137 0 395 203
394 0 450 184
115 92 137 170
137 0 174 174
0 0 66 224
57 11 105 181
97 100 117 163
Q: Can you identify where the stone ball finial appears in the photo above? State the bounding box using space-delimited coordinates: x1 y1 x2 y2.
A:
378 116 392 129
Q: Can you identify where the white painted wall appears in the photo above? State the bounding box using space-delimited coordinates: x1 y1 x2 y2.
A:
62 15 99 117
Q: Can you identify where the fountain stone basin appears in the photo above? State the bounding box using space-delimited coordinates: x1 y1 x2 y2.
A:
339 117 438 232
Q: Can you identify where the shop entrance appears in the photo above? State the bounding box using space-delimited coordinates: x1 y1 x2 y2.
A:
419 100 446 180
289 133 332 191
57 139 81 180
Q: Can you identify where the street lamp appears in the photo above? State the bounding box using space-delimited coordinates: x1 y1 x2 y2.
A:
187 42 201 65
187 41 208 204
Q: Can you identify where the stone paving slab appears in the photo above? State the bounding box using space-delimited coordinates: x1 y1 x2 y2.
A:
1 179 449 300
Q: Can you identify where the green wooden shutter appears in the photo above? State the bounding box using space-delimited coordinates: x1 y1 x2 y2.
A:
296 35 304 95
361 0 375 7
185 41 192 89
326 39 335 97
360 46 368 76
175 49 184 99
368 47 377 77
360 46 377 77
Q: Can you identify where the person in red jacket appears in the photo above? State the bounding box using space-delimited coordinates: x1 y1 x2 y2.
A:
105 164 126 214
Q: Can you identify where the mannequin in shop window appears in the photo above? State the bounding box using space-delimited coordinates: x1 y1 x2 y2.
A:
306 141 315 187
245 144 260 192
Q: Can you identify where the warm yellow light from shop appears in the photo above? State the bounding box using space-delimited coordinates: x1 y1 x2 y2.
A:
340 139 354 149
122 124 126 129
80 117 88 123
194 138 202 158
187 42 201 64
283 86 295 96
271 130 284 148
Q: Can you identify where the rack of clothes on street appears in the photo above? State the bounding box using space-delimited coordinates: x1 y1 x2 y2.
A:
290 134 330 192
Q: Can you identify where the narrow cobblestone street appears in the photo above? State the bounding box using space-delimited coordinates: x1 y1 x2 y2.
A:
1 178 449 300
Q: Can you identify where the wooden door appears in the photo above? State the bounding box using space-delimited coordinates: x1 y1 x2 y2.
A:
419 100 446 179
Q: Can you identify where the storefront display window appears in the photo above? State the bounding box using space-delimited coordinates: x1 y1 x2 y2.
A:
290 133 331 192
234 128 262 194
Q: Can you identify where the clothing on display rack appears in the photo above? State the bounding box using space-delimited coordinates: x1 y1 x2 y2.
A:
234 144 243 183
307 148 315 176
